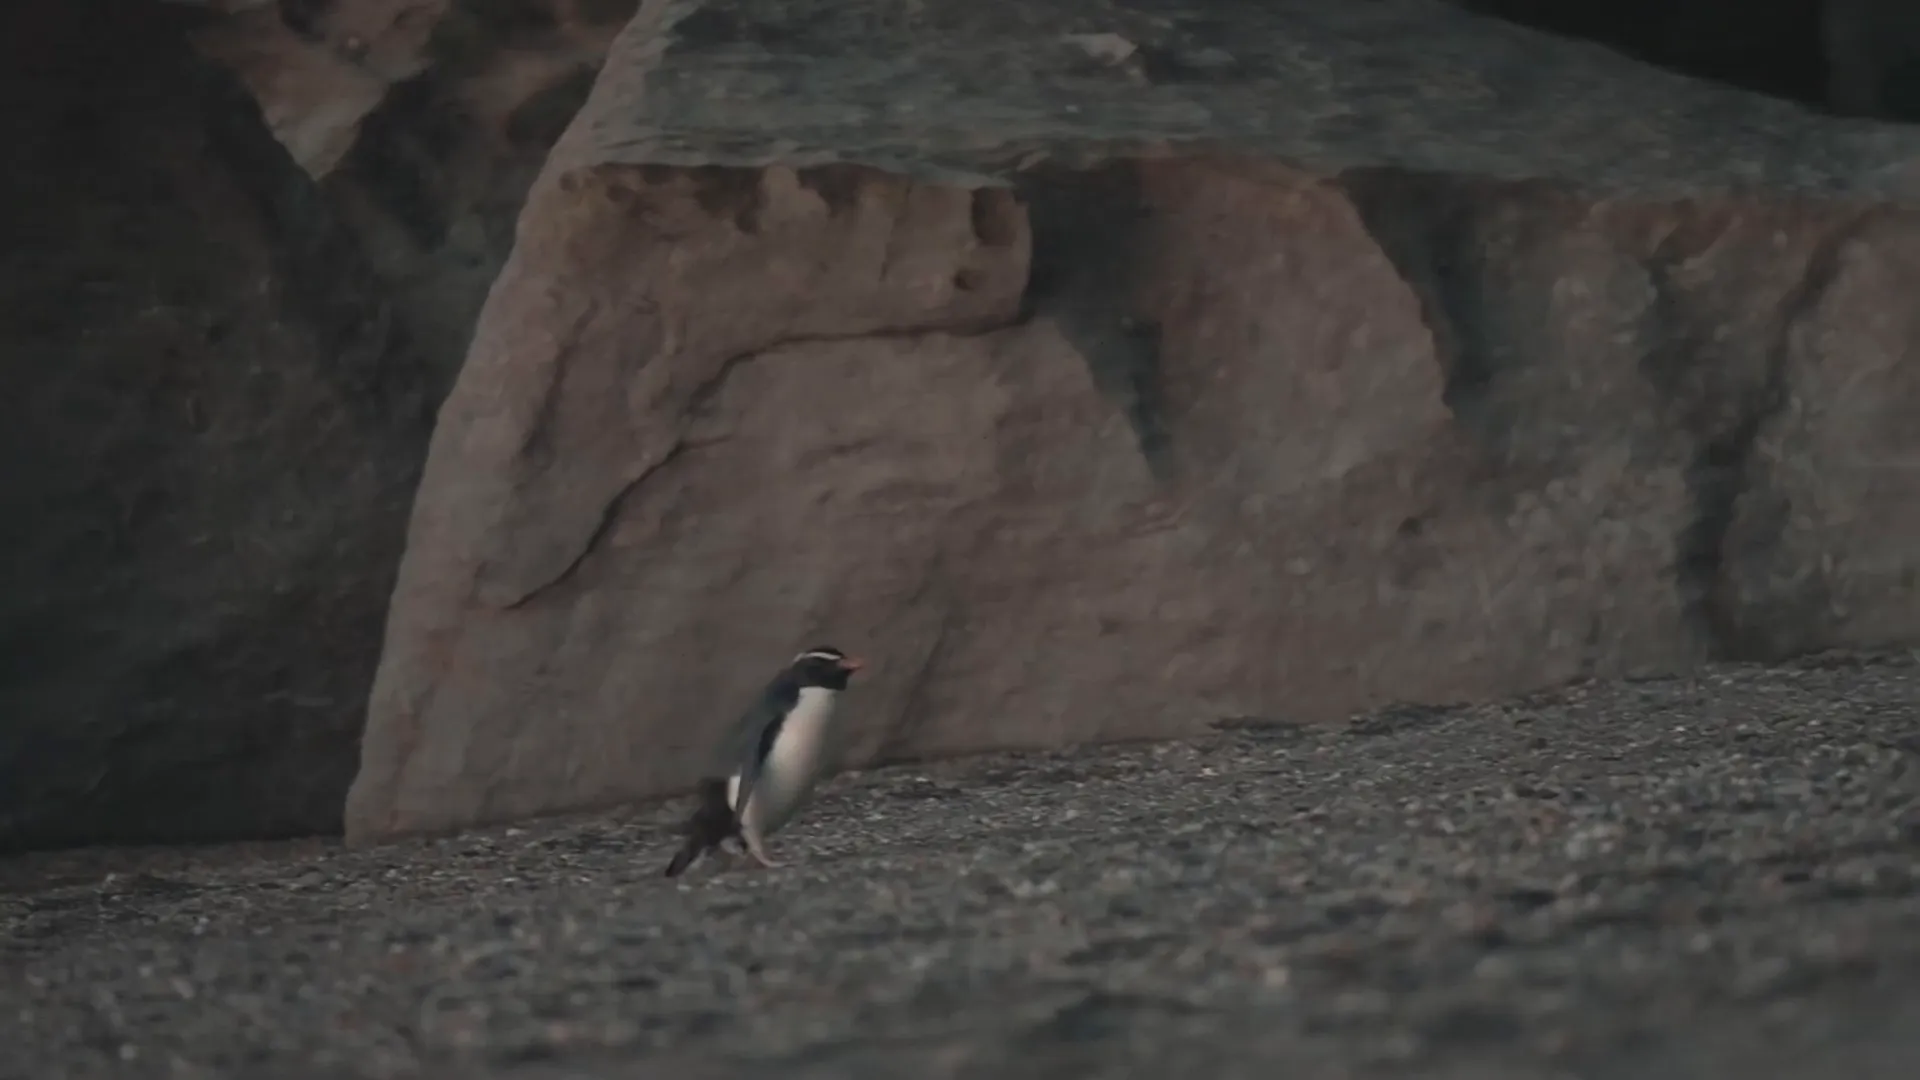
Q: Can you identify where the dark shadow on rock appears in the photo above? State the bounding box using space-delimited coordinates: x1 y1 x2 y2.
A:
0 0 433 853
1338 167 1541 454
1016 163 1173 482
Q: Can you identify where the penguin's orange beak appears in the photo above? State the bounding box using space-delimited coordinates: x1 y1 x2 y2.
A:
840 655 865 671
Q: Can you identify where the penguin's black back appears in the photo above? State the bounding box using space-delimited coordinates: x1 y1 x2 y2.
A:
751 676 800 765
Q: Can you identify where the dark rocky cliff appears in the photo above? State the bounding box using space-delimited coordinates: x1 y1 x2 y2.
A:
0 0 632 851
0 0 433 850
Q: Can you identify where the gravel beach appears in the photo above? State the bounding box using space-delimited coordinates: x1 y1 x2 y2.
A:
6 656 1920 1080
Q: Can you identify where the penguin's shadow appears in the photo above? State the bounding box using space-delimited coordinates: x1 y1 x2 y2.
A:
657 832 866 881
875 783 969 801
659 850 861 883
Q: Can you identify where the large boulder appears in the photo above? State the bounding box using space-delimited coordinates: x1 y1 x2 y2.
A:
343 0 1920 842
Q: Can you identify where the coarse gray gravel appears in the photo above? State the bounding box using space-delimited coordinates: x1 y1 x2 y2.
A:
6 656 1920 1080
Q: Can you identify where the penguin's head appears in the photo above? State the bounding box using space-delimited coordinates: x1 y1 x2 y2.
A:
789 645 863 690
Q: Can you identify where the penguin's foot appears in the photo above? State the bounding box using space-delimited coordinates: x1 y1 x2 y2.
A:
743 831 781 869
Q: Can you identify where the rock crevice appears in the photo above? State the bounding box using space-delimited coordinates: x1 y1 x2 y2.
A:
1682 209 1879 657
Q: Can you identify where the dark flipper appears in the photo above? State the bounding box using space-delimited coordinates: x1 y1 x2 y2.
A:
663 778 741 878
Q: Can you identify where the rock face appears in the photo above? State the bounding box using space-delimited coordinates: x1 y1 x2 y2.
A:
0 0 631 852
0 0 436 851
344 0 1920 842
10 0 1918 853
187 0 450 179
194 0 641 382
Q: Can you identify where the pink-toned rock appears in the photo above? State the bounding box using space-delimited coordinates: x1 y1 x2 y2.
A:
344 0 1920 842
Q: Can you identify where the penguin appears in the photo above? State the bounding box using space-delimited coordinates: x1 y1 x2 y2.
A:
664 646 864 877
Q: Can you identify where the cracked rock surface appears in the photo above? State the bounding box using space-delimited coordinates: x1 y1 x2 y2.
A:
346 0 1920 845
8 657 1920 1078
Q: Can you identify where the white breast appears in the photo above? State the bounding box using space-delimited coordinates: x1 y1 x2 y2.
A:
727 686 840 838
